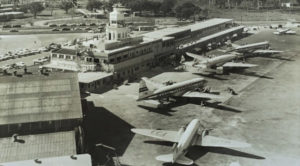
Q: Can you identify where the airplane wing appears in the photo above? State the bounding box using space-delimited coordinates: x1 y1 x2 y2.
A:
199 135 251 148
182 91 223 100
131 129 181 142
253 50 283 54
186 52 209 61
222 62 257 68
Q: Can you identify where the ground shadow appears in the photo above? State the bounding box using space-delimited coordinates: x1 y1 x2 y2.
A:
230 70 273 79
138 105 176 116
201 101 243 113
82 100 134 165
255 55 294 61
193 73 229 81
144 140 174 147
187 146 265 161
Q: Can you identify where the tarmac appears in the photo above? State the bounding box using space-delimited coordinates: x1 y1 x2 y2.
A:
85 28 300 166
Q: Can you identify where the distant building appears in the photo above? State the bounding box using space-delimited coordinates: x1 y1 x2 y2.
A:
0 72 83 137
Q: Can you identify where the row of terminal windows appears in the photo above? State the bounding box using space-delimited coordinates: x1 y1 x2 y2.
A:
52 53 74 60
162 41 175 48
109 47 153 64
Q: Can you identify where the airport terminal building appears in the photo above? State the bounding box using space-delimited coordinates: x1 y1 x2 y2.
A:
44 5 244 92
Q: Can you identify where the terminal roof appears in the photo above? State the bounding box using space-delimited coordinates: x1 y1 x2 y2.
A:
143 18 233 39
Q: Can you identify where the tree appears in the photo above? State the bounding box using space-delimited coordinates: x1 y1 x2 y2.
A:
86 0 103 11
60 0 74 14
19 4 29 13
160 0 176 16
175 2 200 20
28 2 45 19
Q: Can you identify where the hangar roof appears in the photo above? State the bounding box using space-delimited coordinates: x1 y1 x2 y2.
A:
0 154 91 166
0 131 76 163
0 72 82 125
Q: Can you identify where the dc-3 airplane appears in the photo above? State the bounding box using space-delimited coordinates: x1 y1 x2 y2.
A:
137 77 222 105
185 52 257 74
273 28 296 35
224 41 283 55
131 119 251 165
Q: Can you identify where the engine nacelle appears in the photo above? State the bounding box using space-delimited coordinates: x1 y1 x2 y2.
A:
216 66 224 74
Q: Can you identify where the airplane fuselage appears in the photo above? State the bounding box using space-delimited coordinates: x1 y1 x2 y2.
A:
234 41 269 53
173 119 201 162
144 78 207 101
204 54 237 68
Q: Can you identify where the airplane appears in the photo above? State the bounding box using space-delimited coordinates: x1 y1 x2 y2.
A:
273 28 296 35
224 41 283 55
131 119 251 165
137 77 223 105
185 52 257 74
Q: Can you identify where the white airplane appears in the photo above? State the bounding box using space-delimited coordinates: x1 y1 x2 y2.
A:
131 119 251 165
137 77 222 104
273 28 296 35
185 52 257 74
225 41 283 55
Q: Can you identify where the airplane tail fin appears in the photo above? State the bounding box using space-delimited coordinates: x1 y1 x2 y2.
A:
138 77 155 101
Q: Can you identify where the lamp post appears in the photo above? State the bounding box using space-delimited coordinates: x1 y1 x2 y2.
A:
95 143 121 166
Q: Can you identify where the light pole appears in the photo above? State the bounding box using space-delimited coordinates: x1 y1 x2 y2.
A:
95 143 121 166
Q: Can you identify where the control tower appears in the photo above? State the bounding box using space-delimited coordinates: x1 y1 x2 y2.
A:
106 4 130 41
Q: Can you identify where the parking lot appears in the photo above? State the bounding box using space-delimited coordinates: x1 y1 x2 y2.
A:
84 29 300 166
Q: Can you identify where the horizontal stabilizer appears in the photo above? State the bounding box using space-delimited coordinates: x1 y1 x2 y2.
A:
200 135 251 148
182 91 224 100
156 154 173 163
222 62 258 68
131 129 180 142
176 155 194 165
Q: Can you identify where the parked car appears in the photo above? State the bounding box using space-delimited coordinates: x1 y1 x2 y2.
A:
33 58 49 65
85 27 92 31
74 28 82 31
3 25 12 28
89 23 97 26
49 24 57 27
52 28 60 31
12 24 21 28
16 62 26 68
62 27 71 31
79 23 86 26
31 49 40 54
2 64 11 70
60 24 67 27
9 29 18 32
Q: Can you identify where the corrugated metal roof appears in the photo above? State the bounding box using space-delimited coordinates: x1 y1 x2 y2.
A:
0 131 77 163
78 72 113 84
0 154 91 166
0 72 82 125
